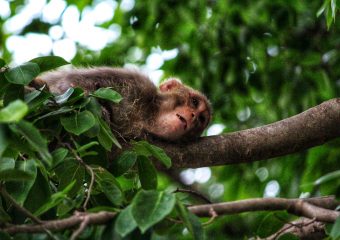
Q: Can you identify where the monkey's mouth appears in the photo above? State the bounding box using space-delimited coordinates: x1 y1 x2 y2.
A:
176 114 187 130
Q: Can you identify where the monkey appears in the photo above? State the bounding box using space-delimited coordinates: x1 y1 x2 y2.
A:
31 67 212 142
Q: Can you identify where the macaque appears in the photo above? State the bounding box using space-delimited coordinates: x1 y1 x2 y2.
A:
32 67 211 142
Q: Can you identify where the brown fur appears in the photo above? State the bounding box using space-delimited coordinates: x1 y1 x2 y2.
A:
32 67 211 141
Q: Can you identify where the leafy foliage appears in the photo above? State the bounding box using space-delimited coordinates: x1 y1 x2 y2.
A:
0 0 339 238
0 57 204 239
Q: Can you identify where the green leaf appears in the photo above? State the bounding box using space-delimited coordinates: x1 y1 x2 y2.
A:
326 4 333 29
176 200 205 240
330 216 340 239
87 206 117 213
55 160 85 198
4 62 40 85
3 84 24 106
0 198 11 223
257 212 288 237
277 233 299 240
29 56 69 72
187 211 205 240
0 78 9 97
27 91 52 111
84 120 100 138
314 170 340 186
94 167 124 206
77 141 99 154
51 148 69 169
60 110 96 135
65 87 85 104
132 190 176 233
0 100 28 123
24 89 41 104
112 151 137 177
145 143 172 168
137 156 157 190
0 158 15 171
86 97 102 116
0 169 34 181
24 87 44 103
97 117 121 149
0 125 9 157
331 0 337 20
133 141 172 168
54 87 86 106
34 106 73 122
54 88 74 104
24 169 52 213
115 205 137 237
6 159 37 205
34 180 76 216
0 58 5 68
91 88 122 103
317 0 328 17
10 120 52 166
100 180 124 206
7 136 36 158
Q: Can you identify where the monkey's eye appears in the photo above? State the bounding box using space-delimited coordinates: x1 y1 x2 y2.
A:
191 97 199 108
199 115 206 125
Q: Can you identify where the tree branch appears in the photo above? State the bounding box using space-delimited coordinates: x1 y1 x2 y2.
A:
2 211 116 235
154 98 340 168
265 218 326 240
188 197 340 222
1 197 338 235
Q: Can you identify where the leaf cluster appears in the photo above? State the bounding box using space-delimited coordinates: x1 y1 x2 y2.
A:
0 56 204 239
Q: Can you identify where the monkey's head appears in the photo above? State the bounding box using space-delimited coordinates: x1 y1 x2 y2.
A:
149 79 212 141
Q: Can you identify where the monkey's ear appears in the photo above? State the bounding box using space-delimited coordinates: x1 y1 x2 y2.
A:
159 78 182 92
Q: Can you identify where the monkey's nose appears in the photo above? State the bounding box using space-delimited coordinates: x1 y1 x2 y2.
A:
191 112 197 122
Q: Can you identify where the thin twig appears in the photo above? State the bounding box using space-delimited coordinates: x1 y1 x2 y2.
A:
82 165 95 210
64 142 95 210
0 185 43 224
167 217 183 224
202 208 218 226
268 218 318 240
18 153 28 160
70 212 90 240
0 184 58 240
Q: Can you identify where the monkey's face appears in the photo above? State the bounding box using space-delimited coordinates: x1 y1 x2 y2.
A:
150 79 211 141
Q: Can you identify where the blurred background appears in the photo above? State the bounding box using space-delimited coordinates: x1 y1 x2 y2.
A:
1 0 339 238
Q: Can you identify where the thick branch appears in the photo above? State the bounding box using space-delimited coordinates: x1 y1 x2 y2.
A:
155 98 340 168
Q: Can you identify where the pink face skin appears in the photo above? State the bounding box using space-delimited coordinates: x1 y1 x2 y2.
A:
151 79 211 140
153 106 205 140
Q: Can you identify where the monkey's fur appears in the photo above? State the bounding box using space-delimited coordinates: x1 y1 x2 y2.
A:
33 67 211 141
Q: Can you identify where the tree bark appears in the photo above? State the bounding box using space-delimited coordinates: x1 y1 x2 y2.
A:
188 197 340 222
153 98 340 168
2 197 338 235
